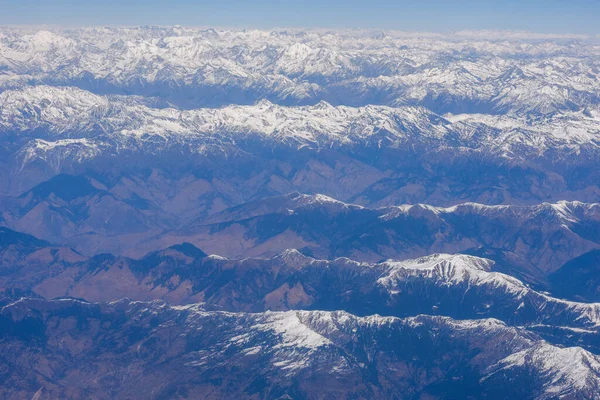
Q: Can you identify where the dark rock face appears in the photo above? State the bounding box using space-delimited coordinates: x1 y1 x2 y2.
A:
549 250 600 302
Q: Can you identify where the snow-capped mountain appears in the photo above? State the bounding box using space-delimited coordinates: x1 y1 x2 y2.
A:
1 27 599 114
1 296 599 399
0 85 455 148
0 85 599 161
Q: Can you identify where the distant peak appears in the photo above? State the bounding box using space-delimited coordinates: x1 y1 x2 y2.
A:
313 100 333 110
275 249 315 268
254 98 275 108
292 193 360 209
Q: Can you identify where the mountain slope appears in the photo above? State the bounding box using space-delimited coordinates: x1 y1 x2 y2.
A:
0 226 84 289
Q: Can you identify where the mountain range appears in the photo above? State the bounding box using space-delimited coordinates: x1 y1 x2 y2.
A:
2 27 600 399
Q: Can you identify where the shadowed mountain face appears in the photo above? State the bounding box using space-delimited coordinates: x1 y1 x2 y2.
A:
23 174 101 202
3 26 600 399
549 250 600 302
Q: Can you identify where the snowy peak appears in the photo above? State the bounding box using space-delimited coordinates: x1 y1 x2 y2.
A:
486 343 600 398
288 193 363 211
272 248 316 269
381 201 600 227
384 253 494 273
378 253 525 297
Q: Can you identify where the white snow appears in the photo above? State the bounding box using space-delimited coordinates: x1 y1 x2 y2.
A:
253 311 333 350
489 344 600 397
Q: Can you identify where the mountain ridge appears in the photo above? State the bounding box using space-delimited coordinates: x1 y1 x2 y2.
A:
1 296 599 399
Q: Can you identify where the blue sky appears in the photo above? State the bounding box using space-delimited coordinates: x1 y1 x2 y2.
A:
2 0 599 34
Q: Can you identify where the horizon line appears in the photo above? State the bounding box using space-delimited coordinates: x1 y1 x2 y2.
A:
1 25 598 41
